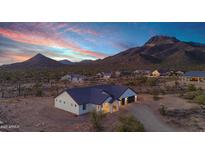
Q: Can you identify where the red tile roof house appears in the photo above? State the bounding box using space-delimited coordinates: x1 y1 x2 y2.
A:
54 85 138 115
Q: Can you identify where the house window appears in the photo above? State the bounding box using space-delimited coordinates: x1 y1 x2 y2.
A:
75 104 77 107
64 101 65 104
82 104 86 110
71 104 73 106
59 100 62 103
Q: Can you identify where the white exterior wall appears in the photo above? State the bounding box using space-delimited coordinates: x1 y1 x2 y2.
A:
61 75 70 81
55 91 80 115
119 88 137 99
103 75 111 79
54 89 136 115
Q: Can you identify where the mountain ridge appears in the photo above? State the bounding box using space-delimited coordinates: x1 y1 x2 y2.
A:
1 35 205 71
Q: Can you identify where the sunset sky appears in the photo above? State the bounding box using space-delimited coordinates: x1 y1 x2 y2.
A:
0 22 205 65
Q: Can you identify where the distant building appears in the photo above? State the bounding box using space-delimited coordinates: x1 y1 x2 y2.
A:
96 72 103 78
114 71 121 77
133 70 151 76
61 74 86 83
151 70 161 77
95 72 112 79
151 69 170 77
173 70 184 76
183 71 205 82
103 72 112 79
54 85 138 115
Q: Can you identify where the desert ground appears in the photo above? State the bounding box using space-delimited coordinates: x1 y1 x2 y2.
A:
1 75 205 132
0 96 130 132
0 93 205 132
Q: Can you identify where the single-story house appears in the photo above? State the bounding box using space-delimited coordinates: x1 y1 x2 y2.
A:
96 72 112 79
96 72 103 78
151 69 170 77
175 71 184 76
182 71 205 82
151 70 161 77
133 70 151 76
54 84 137 115
114 71 121 77
103 72 112 79
168 70 184 76
61 74 86 83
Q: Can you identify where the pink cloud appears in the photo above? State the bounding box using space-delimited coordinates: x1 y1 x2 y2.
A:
60 24 100 36
0 26 107 59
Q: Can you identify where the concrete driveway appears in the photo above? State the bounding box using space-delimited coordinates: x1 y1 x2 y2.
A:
125 103 178 132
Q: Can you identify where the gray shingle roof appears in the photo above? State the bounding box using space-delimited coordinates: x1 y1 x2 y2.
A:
184 71 205 78
64 85 134 105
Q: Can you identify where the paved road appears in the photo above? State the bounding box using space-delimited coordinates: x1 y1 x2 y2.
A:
126 104 177 132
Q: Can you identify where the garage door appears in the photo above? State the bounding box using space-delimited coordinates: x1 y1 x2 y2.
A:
127 96 135 103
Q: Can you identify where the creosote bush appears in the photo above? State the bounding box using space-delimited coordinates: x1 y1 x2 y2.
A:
90 110 106 132
194 95 205 105
115 114 145 132
159 104 167 116
187 84 197 92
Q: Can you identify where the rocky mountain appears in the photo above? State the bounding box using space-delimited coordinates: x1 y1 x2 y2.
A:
92 35 205 70
2 53 64 69
2 35 205 71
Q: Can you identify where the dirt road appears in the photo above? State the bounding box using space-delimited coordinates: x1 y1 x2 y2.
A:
126 103 179 132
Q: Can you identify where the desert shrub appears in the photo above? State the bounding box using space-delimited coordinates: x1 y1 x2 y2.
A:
126 80 136 86
34 83 43 97
135 76 148 85
90 110 106 132
187 84 197 92
174 80 179 87
146 78 157 87
115 115 144 132
36 88 43 97
194 95 205 105
183 91 196 100
183 90 203 100
159 104 167 115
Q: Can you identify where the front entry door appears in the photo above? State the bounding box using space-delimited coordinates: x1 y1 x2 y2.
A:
121 98 125 105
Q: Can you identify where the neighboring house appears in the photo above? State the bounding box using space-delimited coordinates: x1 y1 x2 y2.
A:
114 71 121 77
175 71 184 76
151 70 161 77
169 70 184 76
96 72 112 79
133 70 151 76
151 69 169 77
54 84 138 115
96 72 103 78
103 72 112 79
61 74 86 83
183 71 205 82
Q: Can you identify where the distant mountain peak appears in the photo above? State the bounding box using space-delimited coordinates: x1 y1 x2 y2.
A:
145 35 179 47
32 53 47 58
59 59 73 65
2 52 64 69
